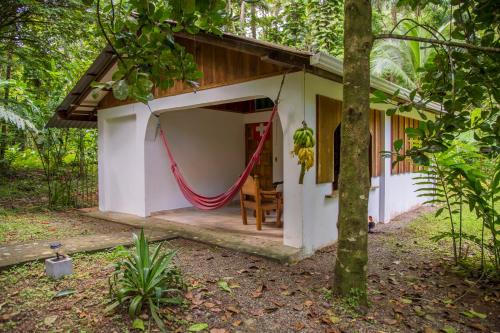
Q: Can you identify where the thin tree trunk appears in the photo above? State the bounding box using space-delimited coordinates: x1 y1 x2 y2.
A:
0 50 13 162
333 0 372 307
250 3 257 38
390 2 398 27
239 1 246 36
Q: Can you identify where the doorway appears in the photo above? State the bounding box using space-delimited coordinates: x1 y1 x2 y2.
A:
245 122 273 190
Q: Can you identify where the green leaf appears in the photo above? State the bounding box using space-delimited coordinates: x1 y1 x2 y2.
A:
461 309 487 319
370 90 388 103
132 318 145 331
394 139 404 152
441 326 456 333
113 80 129 100
217 280 232 293
52 288 76 299
187 323 209 332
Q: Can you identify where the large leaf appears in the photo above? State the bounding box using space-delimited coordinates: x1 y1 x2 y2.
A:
0 106 37 132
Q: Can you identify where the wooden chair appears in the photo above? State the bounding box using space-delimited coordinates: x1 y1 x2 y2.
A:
240 175 283 230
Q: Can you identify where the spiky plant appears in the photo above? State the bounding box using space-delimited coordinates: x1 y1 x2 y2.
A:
106 229 184 331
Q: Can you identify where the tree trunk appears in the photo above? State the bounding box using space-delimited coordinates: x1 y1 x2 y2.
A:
390 2 398 27
333 0 372 307
0 50 13 162
250 3 257 38
239 1 246 36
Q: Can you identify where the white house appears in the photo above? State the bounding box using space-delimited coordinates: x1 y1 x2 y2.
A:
48 32 438 255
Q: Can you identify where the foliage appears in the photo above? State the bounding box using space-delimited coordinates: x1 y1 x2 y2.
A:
306 0 343 57
371 21 438 89
107 229 185 332
413 140 499 272
227 0 344 56
384 0 499 163
373 0 499 273
94 0 228 103
0 0 102 208
34 129 98 208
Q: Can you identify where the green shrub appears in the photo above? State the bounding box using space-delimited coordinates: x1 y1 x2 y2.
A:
106 230 184 331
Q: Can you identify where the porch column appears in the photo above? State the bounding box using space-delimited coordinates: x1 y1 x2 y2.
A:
379 114 391 223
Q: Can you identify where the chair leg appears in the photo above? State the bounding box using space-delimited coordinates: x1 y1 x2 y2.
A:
241 207 248 225
256 206 262 231
262 211 266 223
276 208 282 227
240 193 247 225
276 200 283 227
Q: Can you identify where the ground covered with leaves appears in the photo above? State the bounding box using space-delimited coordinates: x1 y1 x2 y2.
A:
0 210 132 245
0 208 499 332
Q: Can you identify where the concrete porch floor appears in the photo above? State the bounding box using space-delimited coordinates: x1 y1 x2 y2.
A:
152 206 283 243
84 207 303 263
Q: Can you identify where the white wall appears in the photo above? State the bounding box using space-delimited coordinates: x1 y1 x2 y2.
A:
146 108 245 212
385 171 425 220
98 109 146 216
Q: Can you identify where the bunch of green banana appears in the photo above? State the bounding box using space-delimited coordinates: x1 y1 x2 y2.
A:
292 121 315 184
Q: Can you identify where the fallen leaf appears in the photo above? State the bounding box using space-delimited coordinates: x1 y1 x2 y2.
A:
461 309 487 319
226 306 239 314
383 318 398 325
272 300 285 307
304 300 313 307
441 326 456 333
43 315 58 326
0 311 20 322
232 320 242 327
264 306 279 313
217 281 232 293
52 288 76 299
329 316 341 324
210 329 227 333
250 308 264 317
466 322 486 331
188 323 209 332
423 327 439 333
293 322 305 330
132 318 145 331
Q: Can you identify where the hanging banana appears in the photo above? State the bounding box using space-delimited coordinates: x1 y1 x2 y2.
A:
292 121 315 184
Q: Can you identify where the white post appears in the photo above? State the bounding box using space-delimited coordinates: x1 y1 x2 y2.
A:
379 114 392 223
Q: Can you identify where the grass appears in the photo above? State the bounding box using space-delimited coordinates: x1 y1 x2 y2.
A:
409 208 484 241
0 211 92 244
408 208 498 272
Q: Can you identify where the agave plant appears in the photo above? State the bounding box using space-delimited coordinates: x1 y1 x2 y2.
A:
106 229 184 331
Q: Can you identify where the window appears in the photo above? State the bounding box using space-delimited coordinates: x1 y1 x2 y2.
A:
332 124 372 191
316 95 381 190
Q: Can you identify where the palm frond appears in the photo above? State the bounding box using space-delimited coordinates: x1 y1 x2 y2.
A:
0 106 38 132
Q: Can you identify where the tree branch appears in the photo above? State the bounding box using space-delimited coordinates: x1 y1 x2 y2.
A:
374 34 500 53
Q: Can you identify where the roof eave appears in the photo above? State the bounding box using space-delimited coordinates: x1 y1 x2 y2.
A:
310 52 443 114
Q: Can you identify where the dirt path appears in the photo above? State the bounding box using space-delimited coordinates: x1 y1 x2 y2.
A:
0 207 498 332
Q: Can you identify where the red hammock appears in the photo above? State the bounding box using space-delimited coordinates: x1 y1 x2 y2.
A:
159 103 278 210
